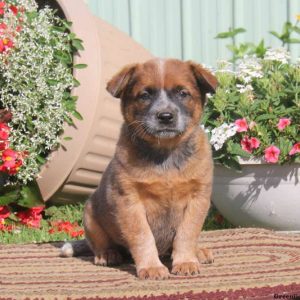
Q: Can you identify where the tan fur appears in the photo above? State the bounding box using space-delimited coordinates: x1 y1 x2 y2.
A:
83 58 217 280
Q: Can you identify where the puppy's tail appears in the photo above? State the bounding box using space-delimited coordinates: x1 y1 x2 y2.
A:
60 239 93 257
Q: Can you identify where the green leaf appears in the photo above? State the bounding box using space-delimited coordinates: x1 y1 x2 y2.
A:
72 110 83 120
73 64 88 69
72 39 84 50
64 115 74 126
63 136 72 141
36 155 46 165
47 79 59 86
293 26 300 34
286 38 300 43
62 20 72 30
255 114 277 122
215 27 246 39
227 141 251 158
0 187 20 206
18 181 44 208
73 78 81 87
269 31 282 39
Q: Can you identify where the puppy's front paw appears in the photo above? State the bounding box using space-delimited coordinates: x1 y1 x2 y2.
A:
138 265 170 280
171 262 201 276
94 249 123 266
197 248 214 264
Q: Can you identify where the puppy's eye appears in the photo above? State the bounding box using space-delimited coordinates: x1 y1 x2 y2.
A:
139 91 151 100
178 89 190 98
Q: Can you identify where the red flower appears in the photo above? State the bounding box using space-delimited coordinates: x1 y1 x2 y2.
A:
0 22 7 31
71 229 84 238
2 148 17 160
49 220 84 238
277 118 291 131
0 123 9 140
0 223 13 232
0 2 5 15
289 142 300 156
264 145 280 163
0 140 9 151
0 206 10 221
16 206 44 228
0 39 3 53
9 5 18 15
0 148 24 174
241 136 260 153
235 118 248 132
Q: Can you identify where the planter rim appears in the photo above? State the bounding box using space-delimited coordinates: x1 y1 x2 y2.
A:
236 157 300 166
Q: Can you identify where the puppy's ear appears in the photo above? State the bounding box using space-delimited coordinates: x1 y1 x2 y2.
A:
106 64 138 99
188 61 218 103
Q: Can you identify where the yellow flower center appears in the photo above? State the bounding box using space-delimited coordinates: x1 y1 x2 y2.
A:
297 14 300 21
5 157 12 161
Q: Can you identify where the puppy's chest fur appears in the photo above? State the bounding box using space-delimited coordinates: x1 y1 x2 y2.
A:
135 178 200 255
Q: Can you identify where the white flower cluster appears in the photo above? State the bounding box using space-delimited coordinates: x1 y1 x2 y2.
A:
216 60 234 74
209 123 238 151
0 4 74 184
236 84 253 94
264 47 290 64
236 56 263 83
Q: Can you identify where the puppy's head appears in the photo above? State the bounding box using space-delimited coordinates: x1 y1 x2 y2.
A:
107 59 217 142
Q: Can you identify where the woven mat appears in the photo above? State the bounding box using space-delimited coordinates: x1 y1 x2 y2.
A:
1 228 300 300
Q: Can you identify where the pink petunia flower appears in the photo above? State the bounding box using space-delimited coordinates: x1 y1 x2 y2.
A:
264 145 280 163
241 136 260 153
249 137 260 149
0 2 5 15
241 136 252 153
289 142 300 156
277 118 291 131
235 118 248 132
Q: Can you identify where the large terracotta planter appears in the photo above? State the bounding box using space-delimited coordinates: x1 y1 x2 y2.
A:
36 0 153 203
212 159 300 231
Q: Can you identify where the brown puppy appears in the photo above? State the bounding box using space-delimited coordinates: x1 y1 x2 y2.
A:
61 58 217 280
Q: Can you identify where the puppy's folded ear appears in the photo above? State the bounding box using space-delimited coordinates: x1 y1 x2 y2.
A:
106 64 138 99
188 61 218 104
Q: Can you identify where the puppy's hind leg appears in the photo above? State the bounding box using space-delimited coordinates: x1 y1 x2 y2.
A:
84 200 123 266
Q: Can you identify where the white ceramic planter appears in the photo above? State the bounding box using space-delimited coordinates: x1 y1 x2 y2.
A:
212 159 300 231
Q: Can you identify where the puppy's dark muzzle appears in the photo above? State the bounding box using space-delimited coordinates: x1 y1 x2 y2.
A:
156 112 175 124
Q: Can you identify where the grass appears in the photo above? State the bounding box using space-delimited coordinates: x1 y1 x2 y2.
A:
0 203 84 244
0 203 233 244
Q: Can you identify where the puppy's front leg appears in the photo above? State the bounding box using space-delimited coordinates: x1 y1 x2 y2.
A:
172 186 211 276
118 199 169 280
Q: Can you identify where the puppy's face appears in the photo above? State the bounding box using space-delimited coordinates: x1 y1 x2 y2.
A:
107 59 217 141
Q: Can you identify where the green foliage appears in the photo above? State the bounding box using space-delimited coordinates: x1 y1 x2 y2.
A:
203 51 300 169
215 18 300 61
0 203 85 244
0 1 86 206
0 181 43 207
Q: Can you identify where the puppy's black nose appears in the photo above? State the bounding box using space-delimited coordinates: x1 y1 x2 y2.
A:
157 112 174 123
